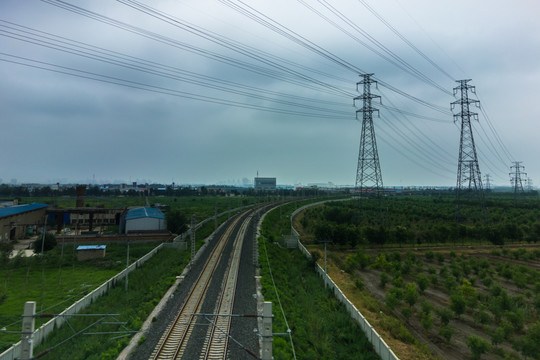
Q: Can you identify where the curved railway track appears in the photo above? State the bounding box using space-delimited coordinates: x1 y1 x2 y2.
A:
150 209 256 360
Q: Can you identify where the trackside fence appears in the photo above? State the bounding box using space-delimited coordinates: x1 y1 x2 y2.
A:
291 198 399 360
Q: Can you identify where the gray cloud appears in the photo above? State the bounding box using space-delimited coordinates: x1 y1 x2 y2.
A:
1 0 539 187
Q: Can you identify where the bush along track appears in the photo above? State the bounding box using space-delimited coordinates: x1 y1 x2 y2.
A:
258 203 379 360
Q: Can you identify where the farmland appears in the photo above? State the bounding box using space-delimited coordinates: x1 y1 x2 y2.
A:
298 194 540 359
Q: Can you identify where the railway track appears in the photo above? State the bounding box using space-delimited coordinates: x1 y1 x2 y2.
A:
150 209 255 360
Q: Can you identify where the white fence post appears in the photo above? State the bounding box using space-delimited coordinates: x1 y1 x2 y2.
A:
20 301 35 360
261 301 273 360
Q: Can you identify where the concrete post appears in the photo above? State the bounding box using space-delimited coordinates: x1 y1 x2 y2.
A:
190 215 196 265
21 301 36 360
214 203 217 231
261 301 273 360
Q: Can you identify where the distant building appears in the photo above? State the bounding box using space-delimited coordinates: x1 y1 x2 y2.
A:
120 207 167 234
0 203 48 241
254 177 276 191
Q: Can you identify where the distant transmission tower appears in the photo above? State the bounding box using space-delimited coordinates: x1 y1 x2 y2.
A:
451 79 483 203
484 174 491 191
510 161 526 201
353 74 383 196
527 178 534 191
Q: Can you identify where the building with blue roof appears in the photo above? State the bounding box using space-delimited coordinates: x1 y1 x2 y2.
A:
120 207 167 234
0 203 48 241
76 245 106 261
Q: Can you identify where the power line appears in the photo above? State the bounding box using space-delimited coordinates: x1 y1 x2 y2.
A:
0 52 350 120
356 0 456 82
305 0 453 95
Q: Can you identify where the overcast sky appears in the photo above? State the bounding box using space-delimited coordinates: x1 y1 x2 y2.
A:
1 0 539 187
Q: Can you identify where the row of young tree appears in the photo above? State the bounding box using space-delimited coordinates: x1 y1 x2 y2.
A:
302 195 540 246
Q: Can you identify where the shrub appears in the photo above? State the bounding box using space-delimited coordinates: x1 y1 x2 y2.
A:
354 277 364 291
379 272 390 288
380 316 415 343
466 335 490 360
392 276 403 288
429 274 438 286
401 306 412 320
450 292 466 317
420 299 432 315
520 321 540 358
137 336 146 346
404 283 418 307
439 325 454 343
490 326 505 346
474 310 491 325
34 233 57 253
436 306 453 326
421 312 433 331
416 274 429 293
385 289 400 310
436 252 445 263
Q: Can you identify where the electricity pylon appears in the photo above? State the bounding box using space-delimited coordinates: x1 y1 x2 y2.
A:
451 80 483 204
484 174 492 191
353 74 383 196
510 161 526 202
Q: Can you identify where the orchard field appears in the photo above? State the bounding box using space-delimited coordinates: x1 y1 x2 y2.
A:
298 194 540 360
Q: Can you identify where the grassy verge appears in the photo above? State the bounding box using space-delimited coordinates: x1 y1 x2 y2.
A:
0 243 156 352
259 200 379 360
32 245 190 359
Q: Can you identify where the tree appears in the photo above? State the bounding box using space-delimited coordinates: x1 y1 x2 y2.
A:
520 321 540 358
34 233 57 253
439 325 454 343
436 306 453 326
450 292 466 317
379 272 390 288
490 327 504 346
466 335 489 360
166 210 188 234
416 274 429 293
385 289 400 310
421 312 433 331
404 283 418 307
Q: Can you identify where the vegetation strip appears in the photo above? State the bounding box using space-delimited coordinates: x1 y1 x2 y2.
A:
296 195 540 360
259 200 380 360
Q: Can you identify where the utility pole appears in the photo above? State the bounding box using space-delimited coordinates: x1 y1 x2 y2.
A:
451 79 483 211
353 74 383 197
214 203 218 231
125 238 130 292
318 240 332 274
510 161 526 203
190 214 196 265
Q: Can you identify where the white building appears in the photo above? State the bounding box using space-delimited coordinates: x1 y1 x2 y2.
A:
122 207 167 234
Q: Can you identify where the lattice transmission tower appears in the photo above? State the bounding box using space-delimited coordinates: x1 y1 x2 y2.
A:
510 161 526 200
484 174 492 191
353 74 383 196
451 79 483 202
